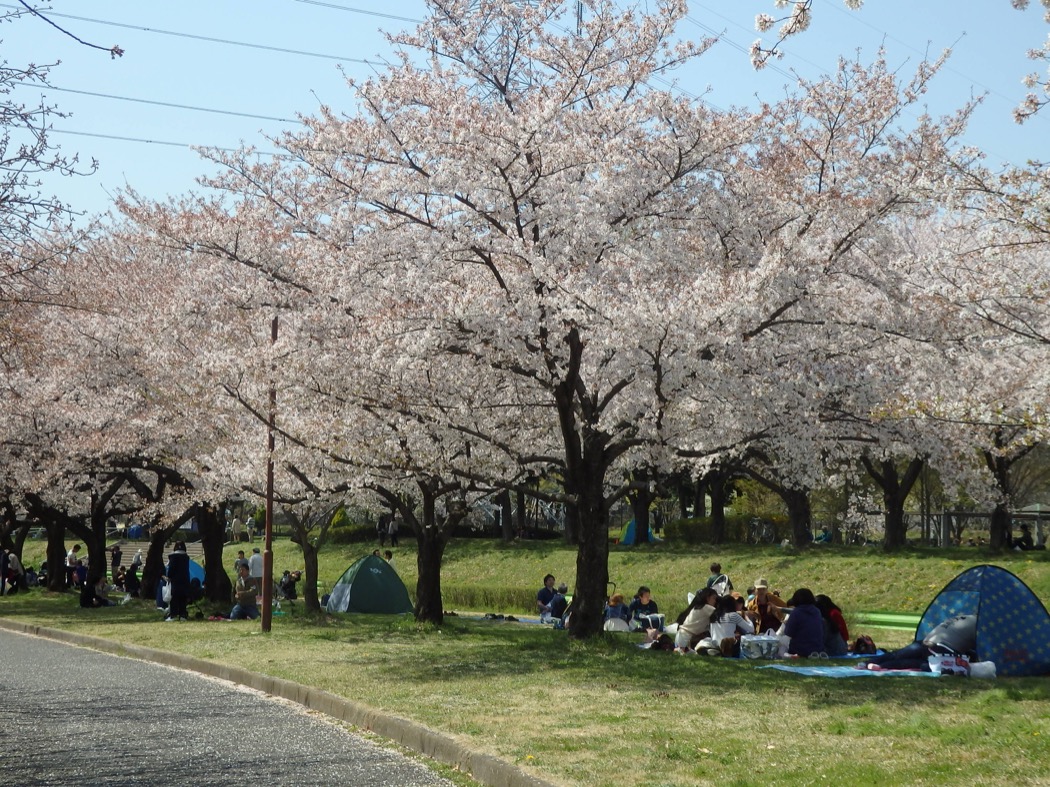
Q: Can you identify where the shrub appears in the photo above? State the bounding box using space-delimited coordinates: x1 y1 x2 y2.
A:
664 515 789 544
327 507 377 544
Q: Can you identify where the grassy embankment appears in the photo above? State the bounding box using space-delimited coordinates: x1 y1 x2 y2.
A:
4 538 1049 786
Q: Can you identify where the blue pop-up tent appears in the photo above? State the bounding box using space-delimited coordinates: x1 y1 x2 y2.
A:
619 518 660 545
916 564 1050 677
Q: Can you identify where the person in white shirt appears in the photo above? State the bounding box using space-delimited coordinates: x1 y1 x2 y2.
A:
674 587 719 650
709 593 754 646
248 547 264 593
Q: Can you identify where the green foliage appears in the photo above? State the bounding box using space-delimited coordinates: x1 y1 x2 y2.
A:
731 478 787 519
326 506 376 544
663 514 788 544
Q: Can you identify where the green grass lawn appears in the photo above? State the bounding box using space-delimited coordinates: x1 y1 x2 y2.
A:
6 537 1050 786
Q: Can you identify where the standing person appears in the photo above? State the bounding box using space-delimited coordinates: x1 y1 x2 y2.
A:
65 544 81 588
165 541 191 622
745 578 787 634
231 516 244 543
248 547 264 594
246 515 256 543
110 544 123 578
233 550 249 574
230 563 260 620
387 516 399 547
376 516 387 547
537 574 556 621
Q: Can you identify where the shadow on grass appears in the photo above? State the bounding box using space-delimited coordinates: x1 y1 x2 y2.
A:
5 588 1049 714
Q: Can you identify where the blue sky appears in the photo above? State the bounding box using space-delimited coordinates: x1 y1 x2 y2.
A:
5 1 1049 221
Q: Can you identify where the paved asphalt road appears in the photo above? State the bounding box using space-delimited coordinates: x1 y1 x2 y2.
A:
0 629 454 786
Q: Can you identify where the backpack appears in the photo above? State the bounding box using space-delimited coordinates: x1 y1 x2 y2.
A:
711 574 732 597
852 634 876 655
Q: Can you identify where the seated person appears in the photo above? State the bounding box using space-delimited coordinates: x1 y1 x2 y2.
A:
604 593 631 624
74 560 88 589
745 578 787 633
705 563 733 596
278 570 301 600
80 576 114 608
188 577 204 604
1014 524 1034 550
124 564 141 597
815 594 849 656
95 576 116 606
25 566 39 587
782 588 824 657
814 526 832 543
708 594 755 652
548 583 569 620
229 563 260 620
674 587 718 649
112 566 127 591
628 586 662 631
537 574 557 621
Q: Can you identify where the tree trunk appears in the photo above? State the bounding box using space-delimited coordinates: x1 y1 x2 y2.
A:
989 503 1012 550
565 442 611 639
784 488 812 547
566 488 610 639
709 477 728 545
861 456 923 552
515 488 526 539
563 502 579 545
693 481 707 518
45 522 69 592
676 479 690 519
629 481 655 543
497 489 514 543
196 503 232 603
411 486 463 625
299 538 322 612
415 524 449 624
85 495 109 586
141 524 175 601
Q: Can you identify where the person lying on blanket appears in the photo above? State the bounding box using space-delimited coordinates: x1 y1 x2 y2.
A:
859 614 977 671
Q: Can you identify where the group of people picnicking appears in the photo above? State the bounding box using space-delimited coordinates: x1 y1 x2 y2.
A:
539 562 864 658
46 539 306 622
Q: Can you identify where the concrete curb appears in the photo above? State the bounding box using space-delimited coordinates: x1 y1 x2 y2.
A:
0 618 554 787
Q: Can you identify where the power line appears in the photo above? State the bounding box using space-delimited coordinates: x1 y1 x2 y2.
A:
0 3 374 63
292 0 422 24
17 83 303 125
50 128 283 157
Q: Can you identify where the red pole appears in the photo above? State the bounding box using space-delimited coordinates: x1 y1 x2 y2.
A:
262 314 278 633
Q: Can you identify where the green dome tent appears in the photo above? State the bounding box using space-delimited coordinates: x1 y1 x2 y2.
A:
325 554 413 614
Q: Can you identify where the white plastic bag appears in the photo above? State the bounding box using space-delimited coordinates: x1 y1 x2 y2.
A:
928 653 970 676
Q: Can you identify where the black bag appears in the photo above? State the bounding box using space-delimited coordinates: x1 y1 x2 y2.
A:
852 634 876 654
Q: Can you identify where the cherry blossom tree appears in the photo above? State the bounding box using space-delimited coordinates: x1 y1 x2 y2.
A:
755 1 1050 122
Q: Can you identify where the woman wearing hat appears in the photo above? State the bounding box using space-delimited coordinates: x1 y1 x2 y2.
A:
745 578 786 633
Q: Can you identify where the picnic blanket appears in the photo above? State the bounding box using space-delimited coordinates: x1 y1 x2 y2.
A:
759 664 938 678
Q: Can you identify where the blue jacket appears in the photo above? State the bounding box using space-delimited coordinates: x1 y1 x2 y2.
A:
784 604 824 656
